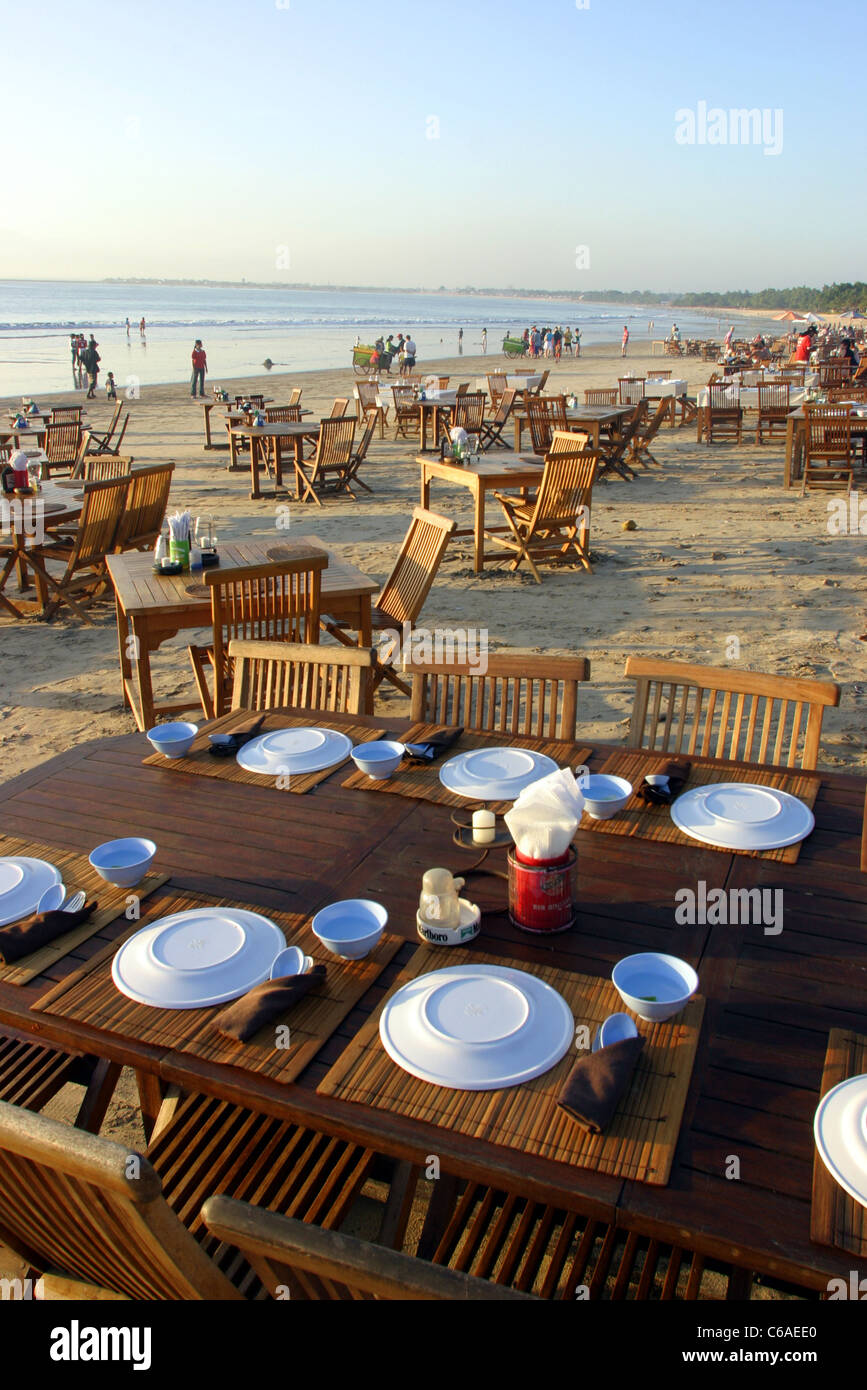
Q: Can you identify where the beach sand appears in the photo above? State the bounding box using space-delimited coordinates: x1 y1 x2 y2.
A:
1 342 864 784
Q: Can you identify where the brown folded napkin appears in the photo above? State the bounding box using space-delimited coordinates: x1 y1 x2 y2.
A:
635 758 691 806
208 714 266 757
215 964 326 1043
402 727 464 765
556 1035 645 1134
0 901 98 966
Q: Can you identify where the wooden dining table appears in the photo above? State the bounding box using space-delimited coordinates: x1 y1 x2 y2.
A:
0 714 864 1297
783 405 867 488
512 404 634 451
417 452 544 573
199 399 274 450
227 422 322 500
105 537 379 730
0 479 83 618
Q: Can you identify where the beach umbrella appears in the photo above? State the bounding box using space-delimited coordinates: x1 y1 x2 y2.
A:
774 309 803 321
805 312 826 323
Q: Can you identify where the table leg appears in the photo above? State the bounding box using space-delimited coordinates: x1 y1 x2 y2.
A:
514 416 522 451
474 479 485 573
419 407 427 453
128 615 156 732
358 596 372 647
202 402 212 449
274 437 283 490
421 465 431 509
135 1069 165 1145
228 430 239 471
784 417 795 488
249 438 260 500
115 595 132 710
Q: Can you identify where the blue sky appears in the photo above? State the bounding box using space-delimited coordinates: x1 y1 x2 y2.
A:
2 0 863 289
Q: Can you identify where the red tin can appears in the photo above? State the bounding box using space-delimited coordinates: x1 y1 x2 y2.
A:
508 846 576 934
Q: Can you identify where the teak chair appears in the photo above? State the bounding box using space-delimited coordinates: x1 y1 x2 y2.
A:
295 416 357 505
321 507 456 696
234 394 265 409
705 382 743 444
25 475 129 623
629 396 670 469
84 403 124 455
0 1029 81 1116
410 652 591 741
113 462 175 552
451 391 486 436
265 406 302 423
618 378 646 405
819 364 852 391
355 379 386 437
0 1092 379 1301
624 657 840 770
288 388 302 407
478 387 517 452
50 406 82 423
189 551 327 718
596 403 643 480
486 450 599 582
392 385 420 440
486 373 508 410
329 398 350 418
755 382 791 445
342 414 377 497
801 403 855 494
41 421 83 477
81 454 134 481
229 638 377 715
525 393 555 456
202 1195 535 1301
584 389 618 407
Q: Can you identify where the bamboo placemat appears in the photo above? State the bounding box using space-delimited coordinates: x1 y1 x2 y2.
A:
33 885 402 1085
143 711 386 795
341 723 591 814
578 750 820 864
810 1028 867 1257
317 945 705 1185
0 834 168 986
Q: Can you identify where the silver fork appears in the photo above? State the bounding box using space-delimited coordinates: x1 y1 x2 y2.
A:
62 890 86 913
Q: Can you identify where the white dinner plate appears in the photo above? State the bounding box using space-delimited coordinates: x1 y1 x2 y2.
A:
236 727 352 777
670 782 814 851
0 857 63 928
379 963 574 1090
439 747 559 802
111 906 286 1008
814 1075 867 1210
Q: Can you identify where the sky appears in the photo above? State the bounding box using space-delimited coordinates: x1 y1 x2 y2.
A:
2 0 864 292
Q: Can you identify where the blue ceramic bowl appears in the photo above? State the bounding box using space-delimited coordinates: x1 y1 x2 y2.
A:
349 740 405 779
312 900 388 960
89 837 157 888
146 721 199 758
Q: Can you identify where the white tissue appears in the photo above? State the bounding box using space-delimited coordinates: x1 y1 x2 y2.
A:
504 769 584 860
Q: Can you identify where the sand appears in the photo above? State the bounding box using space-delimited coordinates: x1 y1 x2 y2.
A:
1 342 864 782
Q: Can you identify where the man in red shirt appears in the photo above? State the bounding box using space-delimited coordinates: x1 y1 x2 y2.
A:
794 328 814 363
191 340 207 397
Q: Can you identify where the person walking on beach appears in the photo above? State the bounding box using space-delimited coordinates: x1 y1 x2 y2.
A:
481 328 487 354
401 334 417 376
82 336 101 398
621 325 629 357
553 326 562 360
458 327 463 353
125 317 130 337
139 316 146 337
563 327 572 356
105 372 117 400
190 340 207 397
724 324 735 353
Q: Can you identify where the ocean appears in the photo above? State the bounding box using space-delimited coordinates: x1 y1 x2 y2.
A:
0 281 772 397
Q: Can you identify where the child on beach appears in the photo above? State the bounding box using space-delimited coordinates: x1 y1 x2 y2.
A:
621 325 629 356
105 372 117 400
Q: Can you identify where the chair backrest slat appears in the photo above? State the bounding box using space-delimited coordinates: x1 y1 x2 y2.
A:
410 653 590 741
376 508 456 627
624 658 839 769
0 1100 239 1299
113 463 175 551
206 553 327 716
229 639 375 714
